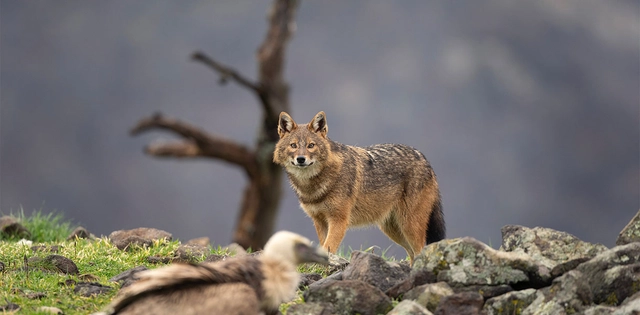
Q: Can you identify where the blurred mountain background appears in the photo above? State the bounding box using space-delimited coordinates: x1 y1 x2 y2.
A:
1 1 638 258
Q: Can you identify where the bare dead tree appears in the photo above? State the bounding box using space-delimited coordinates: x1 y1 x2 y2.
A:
130 0 298 250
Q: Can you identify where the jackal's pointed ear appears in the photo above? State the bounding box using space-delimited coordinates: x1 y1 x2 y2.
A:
308 111 328 138
278 112 297 138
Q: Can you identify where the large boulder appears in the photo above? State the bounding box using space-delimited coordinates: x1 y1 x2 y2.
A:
387 300 433 315
523 270 593 314
286 302 334 315
413 237 551 288
574 242 640 305
433 291 484 315
342 250 410 292
386 269 437 299
617 209 640 246
303 279 393 315
483 288 537 315
521 242 640 314
403 282 454 312
501 225 608 270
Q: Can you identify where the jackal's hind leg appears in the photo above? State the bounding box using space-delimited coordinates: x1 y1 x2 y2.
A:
400 210 429 265
379 215 414 262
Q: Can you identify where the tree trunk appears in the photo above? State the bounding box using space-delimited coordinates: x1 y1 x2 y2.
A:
131 0 299 250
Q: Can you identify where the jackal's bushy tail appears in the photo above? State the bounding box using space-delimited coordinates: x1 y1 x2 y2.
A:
426 199 446 244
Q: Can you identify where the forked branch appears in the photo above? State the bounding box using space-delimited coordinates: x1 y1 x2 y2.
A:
130 113 258 178
191 51 263 95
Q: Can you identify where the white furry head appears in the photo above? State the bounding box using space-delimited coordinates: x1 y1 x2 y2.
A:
263 231 329 265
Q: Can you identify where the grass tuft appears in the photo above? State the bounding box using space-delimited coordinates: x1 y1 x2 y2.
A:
1 208 74 242
0 210 226 314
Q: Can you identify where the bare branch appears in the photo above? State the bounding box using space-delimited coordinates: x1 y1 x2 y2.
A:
191 51 262 94
256 0 298 121
131 113 258 178
144 140 200 157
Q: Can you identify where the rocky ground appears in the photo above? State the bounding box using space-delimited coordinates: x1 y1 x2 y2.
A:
2 210 639 315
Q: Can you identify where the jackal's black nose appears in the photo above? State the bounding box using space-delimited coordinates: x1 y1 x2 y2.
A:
296 156 306 164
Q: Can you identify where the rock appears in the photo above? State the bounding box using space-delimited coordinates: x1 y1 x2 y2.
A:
299 273 323 290
522 270 592 314
403 282 454 312
146 256 172 264
222 242 246 256
549 257 590 279
59 279 76 286
308 271 344 291
583 305 617 315
433 291 484 315
204 254 227 263
617 210 640 245
615 291 640 314
622 291 640 305
174 243 208 262
521 290 568 315
342 250 410 292
31 245 60 253
0 302 20 312
74 282 112 297
452 284 513 300
575 242 640 305
28 255 79 274
67 226 94 240
388 300 433 315
37 306 63 314
0 216 31 238
386 268 437 299
186 237 210 247
483 288 537 315
26 292 47 299
500 225 608 270
413 237 551 288
109 265 148 288
303 279 393 315
108 227 172 250
79 274 100 282
593 263 640 305
286 302 335 315
328 252 350 273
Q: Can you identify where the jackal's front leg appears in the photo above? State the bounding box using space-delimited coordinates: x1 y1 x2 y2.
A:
312 218 328 247
323 218 348 253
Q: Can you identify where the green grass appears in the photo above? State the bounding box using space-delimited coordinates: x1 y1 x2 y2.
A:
1 236 187 314
0 211 237 314
1 208 74 242
0 211 341 315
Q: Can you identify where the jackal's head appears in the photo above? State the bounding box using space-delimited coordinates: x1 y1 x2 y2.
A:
273 111 329 178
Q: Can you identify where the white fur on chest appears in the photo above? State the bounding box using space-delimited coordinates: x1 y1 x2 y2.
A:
300 202 331 217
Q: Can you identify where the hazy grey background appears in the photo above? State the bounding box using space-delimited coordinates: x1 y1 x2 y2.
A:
2 1 638 258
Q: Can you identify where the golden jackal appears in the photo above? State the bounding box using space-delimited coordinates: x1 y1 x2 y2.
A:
273 111 445 263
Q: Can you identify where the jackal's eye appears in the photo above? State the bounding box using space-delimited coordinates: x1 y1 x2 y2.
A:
290 143 297 149
307 143 315 149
